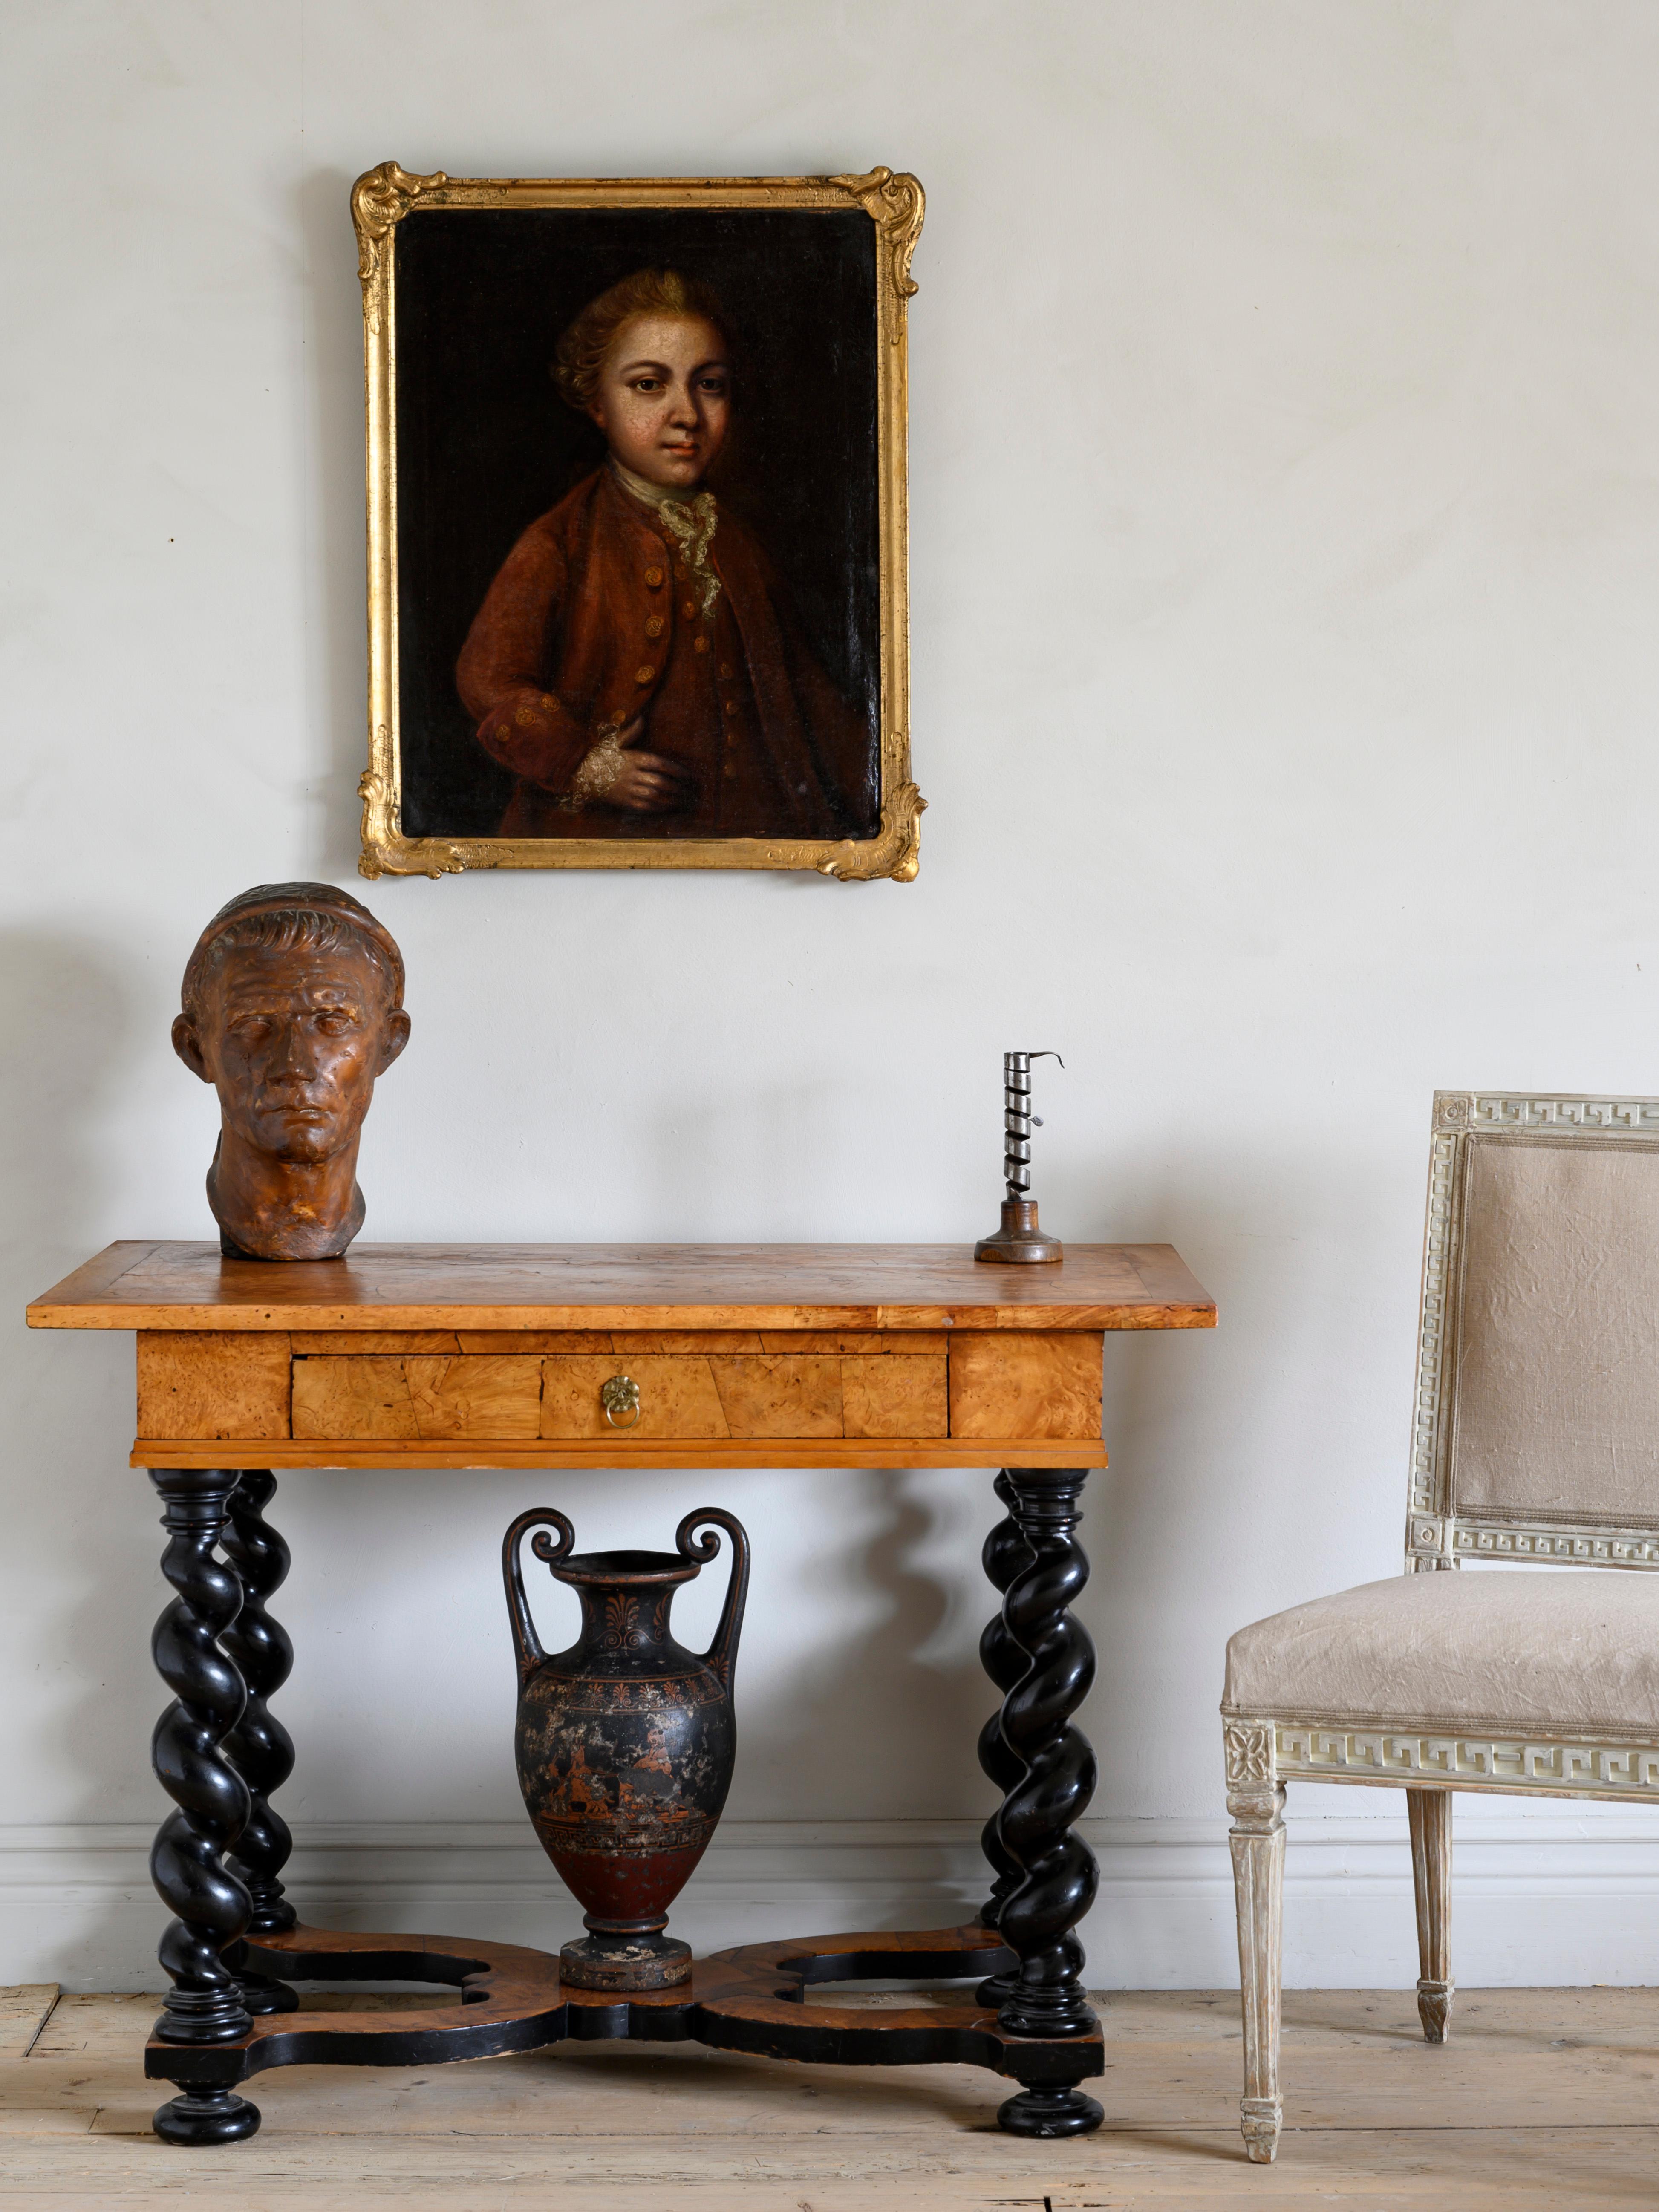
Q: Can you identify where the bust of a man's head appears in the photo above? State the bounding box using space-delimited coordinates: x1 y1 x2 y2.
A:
173 883 410 1260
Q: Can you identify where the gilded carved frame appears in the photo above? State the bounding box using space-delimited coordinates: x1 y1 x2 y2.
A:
352 162 925 882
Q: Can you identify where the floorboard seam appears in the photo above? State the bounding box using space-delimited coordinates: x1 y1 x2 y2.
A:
20 1992 59 2060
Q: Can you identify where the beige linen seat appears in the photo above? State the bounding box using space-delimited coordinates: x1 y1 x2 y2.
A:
1222 1092 1659 2163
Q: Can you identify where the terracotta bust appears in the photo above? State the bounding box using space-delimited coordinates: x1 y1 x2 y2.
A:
173 883 410 1260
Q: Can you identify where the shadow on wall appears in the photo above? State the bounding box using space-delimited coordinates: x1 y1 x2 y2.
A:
300 163 381 883
1 929 166 1972
0 928 132 1263
739 1468 990 1831
1077 1134 1408 1822
271 1463 993 1840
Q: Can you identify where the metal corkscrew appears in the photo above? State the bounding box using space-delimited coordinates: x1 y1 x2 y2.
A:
975 1051 1065 1264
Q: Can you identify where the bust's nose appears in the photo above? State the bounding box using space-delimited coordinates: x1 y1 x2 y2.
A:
266 1018 320 1080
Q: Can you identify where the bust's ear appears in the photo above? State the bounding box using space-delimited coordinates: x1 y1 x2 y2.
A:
171 1014 211 1083
377 1008 412 1074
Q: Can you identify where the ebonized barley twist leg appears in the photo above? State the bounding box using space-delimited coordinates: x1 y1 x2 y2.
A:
221 1471 299 2015
136 1466 1107 2143
975 1469 1032 2009
147 1467 259 2144
992 1465 1103 2137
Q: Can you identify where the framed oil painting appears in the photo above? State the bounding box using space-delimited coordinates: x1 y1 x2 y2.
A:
352 163 925 882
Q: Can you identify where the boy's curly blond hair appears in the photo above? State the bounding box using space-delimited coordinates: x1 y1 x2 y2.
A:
552 268 732 412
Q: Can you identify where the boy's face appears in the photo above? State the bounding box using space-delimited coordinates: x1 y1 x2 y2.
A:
590 313 730 491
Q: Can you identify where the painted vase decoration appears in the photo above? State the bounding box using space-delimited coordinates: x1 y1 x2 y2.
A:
502 1505 749 1991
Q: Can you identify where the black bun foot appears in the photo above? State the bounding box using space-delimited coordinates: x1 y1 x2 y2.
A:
153 2087 261 2145
237 1971 299 2015
975 1967 1022 2008
997 2084 1105 2137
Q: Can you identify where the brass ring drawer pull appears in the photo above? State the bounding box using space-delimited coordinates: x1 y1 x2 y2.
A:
600 1374 641 1428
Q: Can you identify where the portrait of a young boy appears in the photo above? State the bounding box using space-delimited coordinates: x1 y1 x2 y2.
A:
386 202 895 856
457 268 871 841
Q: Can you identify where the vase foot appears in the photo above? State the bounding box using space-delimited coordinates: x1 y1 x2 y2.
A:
560 1931 691 1991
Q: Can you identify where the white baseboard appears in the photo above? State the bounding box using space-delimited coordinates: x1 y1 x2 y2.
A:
3 1810 1656 1993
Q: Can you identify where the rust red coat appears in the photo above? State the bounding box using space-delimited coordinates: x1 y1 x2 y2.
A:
456 468 874 840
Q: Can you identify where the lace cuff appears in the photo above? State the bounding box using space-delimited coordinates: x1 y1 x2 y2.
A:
569 728 628 806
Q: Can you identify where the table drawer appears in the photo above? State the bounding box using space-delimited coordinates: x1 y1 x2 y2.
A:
283 1336 949 1443
540 1352 947 1440
292 1354 543 1442
138 1328 1098 1448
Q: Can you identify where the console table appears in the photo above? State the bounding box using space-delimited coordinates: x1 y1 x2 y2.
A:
27 1240 1214 2146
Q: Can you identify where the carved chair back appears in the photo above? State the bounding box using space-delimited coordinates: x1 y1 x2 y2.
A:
1409 1092 1659 1573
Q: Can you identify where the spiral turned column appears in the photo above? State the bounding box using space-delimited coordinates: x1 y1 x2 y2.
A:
974 1471 1032 2007
221 1471 299 2016
993 1465 1103 2138
147 1468 259 2146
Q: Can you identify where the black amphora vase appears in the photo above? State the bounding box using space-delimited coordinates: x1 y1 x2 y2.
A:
502 1506 749 1990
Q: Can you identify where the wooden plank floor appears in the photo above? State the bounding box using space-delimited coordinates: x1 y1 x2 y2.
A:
2 1982 1655 2207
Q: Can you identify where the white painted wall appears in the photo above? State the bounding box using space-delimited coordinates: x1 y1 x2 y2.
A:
6 0 1659 1992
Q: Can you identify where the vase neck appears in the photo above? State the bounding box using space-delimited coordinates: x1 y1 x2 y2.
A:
568 1578 683 1667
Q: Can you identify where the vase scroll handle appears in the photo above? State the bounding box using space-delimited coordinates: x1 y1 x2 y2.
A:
502 1508 576 1686
676 1508 750 1691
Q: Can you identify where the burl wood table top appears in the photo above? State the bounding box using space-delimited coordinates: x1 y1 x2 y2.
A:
28 1240 1215 1335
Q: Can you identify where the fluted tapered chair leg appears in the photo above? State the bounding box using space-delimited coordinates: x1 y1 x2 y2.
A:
1228 1765 1285 2164
1407 1786 1453 2042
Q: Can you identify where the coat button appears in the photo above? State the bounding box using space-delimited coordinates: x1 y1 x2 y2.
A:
718 663 733 679
645 567 664 588
645 615 665 638
682 600 696 619
635 664 656 684
693 635 709 655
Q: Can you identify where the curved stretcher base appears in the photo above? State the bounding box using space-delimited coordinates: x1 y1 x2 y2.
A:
146 1920 1105 2137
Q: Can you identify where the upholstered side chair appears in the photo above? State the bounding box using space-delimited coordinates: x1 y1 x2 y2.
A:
1220 1090 1659 2163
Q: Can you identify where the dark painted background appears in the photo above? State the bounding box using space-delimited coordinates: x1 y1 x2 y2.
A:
392 206 881 839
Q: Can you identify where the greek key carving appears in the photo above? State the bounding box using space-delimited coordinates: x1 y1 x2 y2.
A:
1409 1118 1459 1518
1471 1095 1659 1132
1276 1725 1659 1797
1452 1522 1659 1567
